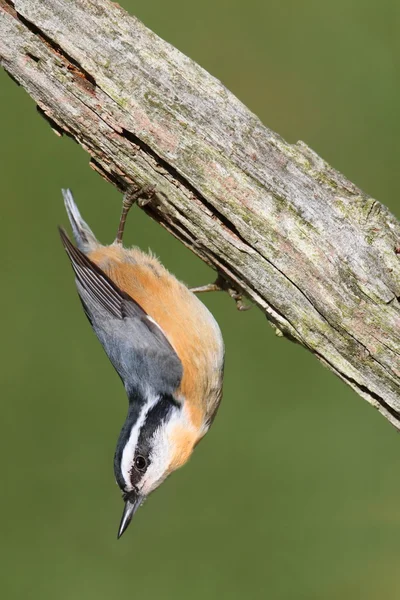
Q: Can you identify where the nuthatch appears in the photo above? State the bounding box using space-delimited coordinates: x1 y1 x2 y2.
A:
59 188 224 538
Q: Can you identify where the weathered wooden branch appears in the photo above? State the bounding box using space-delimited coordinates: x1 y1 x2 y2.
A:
1 0 399 427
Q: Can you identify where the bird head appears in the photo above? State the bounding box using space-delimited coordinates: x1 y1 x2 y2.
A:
114 393 200 537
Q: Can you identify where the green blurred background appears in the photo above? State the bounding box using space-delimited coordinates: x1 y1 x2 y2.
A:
1 1 399 598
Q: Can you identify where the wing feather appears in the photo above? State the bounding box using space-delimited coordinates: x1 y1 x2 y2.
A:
59 228 183 400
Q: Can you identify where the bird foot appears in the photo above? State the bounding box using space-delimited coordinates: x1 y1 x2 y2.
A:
115 184 156 244
226 287 252 311
124 184 156 209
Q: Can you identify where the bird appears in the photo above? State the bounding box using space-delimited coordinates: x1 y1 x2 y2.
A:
59 187 225 538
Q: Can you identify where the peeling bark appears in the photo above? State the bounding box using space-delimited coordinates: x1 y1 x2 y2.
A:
1 0 399 426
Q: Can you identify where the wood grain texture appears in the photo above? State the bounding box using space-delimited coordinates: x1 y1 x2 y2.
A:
1 0 399 426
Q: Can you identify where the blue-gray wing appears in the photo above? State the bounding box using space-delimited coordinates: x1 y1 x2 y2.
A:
59 228 183 400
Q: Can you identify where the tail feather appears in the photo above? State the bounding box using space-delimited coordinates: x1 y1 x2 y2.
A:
62 189 98 252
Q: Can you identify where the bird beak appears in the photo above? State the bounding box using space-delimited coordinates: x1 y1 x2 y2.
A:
117 493 144 539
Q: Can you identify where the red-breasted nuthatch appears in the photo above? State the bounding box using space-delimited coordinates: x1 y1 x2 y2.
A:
59 188 224 538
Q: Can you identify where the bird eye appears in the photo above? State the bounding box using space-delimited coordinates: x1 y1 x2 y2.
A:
134 455 147 471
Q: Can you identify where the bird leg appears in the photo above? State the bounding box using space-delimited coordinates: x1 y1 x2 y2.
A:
190 273 226 295
189 283 222 294
190 275 251 311
115 184 156 244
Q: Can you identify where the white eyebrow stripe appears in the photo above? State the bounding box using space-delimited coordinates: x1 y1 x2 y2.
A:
120 393 160 490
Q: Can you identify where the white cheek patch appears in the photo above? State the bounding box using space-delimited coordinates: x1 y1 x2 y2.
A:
120 393 159 490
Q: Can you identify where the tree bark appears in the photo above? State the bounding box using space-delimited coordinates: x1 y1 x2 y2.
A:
1 0 399 426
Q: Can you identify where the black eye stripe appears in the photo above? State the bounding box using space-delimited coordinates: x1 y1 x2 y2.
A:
136 394 176 455
114 394 179 490
128 395 177 488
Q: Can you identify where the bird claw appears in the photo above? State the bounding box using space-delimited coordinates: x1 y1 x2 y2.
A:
124 184 156 209
227 288 252 311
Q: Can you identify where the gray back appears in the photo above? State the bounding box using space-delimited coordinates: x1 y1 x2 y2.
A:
59 229 183 401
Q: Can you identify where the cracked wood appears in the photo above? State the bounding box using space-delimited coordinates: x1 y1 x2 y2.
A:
0 0 400 427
